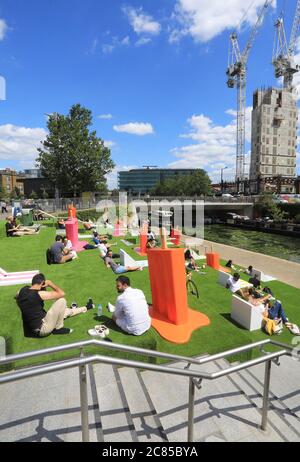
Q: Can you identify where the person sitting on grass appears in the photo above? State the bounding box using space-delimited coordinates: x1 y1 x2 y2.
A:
147 237 157 249
15 274 89 337
241 287 272 314
63 237 78 260
225 260 237 271
110 276 151 336
104 250 143 274
5 216 38 237
57 218 66 230
249 273 261 289
185 248 198 271
50 235 77 264
245 265 254 276
226 273 244 296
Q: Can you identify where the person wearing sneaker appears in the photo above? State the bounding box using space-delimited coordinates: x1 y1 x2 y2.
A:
111 276 151 336
104 250 142 274
16 274 87 338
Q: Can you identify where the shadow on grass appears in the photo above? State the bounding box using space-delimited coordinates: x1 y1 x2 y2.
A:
92 314 126 335
220 313 249 331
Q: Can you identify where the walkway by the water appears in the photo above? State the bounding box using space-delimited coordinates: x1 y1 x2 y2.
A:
182 236 300 290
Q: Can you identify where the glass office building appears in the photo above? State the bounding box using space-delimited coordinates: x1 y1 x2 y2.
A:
118 168 200 195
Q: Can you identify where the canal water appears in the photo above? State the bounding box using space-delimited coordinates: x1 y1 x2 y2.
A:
204 225 300 264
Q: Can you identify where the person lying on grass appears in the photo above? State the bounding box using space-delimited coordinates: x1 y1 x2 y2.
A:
50 235 77 264
15 274 91 338
83 219 96 231
104 249 143 274
110 276 151 336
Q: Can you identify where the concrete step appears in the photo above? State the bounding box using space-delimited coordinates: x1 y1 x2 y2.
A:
141 359 286 442
194 357 286 442
215 358 300 442
240 356 300 418
227 356 300 437
118 367 168 442
0 367 99 442
92 363 138 442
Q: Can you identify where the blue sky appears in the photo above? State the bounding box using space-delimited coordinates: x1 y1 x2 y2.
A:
0 0 299 187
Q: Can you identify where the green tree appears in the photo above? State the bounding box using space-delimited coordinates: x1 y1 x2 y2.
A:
0 185 10 201
151 171 211 196
255 193 287 222
36 104 115 197
29 190 38 200
10 187 21 200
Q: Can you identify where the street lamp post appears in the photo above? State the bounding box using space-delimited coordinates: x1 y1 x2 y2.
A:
221 167 228 194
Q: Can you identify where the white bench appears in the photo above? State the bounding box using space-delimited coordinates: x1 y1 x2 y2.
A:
251 268 276 283
231 295 263 331
120 249 148 268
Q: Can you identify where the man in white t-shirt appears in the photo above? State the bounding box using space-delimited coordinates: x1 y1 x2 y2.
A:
226 273 243 296
111 276 151 336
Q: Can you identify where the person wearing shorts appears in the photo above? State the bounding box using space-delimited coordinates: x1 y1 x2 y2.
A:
104 250 142 274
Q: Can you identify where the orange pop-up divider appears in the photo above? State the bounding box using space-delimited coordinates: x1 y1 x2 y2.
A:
135 222 148 256
148 229 210 344
65 205 88 252
206 253 220 270
170 228 182 246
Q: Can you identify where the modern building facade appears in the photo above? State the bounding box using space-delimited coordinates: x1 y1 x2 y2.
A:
118 168 200 195
250 88 297 193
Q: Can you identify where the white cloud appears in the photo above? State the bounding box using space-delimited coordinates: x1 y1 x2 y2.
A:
0 124 47 169
113 122 154 136
135 37 152 47
102 35 130 54
106 165 137 190
0 19 8 41
124 6 161 35
170 0 276 43
98 114 113 120
102 43 115 54
121 36 130 46
104 140 116 149
169 108 252 181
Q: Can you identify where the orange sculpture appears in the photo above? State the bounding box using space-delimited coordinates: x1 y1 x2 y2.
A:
206 253 220 270
66 205 88 252
170 228 182 246
135 222 148 256
148 229 210 344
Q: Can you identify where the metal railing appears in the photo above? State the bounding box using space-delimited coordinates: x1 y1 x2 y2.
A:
0 338 296 442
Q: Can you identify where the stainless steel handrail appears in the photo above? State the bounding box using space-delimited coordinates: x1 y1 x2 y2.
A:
0 339 296 442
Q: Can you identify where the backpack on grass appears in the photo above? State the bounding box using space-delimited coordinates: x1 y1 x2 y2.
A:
46 249 53 265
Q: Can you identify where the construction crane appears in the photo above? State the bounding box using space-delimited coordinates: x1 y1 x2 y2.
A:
273 0 300 90
226 0 272 189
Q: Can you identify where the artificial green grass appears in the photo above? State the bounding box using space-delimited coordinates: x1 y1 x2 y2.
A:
0 221 299 371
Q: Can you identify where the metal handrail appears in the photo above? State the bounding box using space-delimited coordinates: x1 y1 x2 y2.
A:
0 339 296 442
